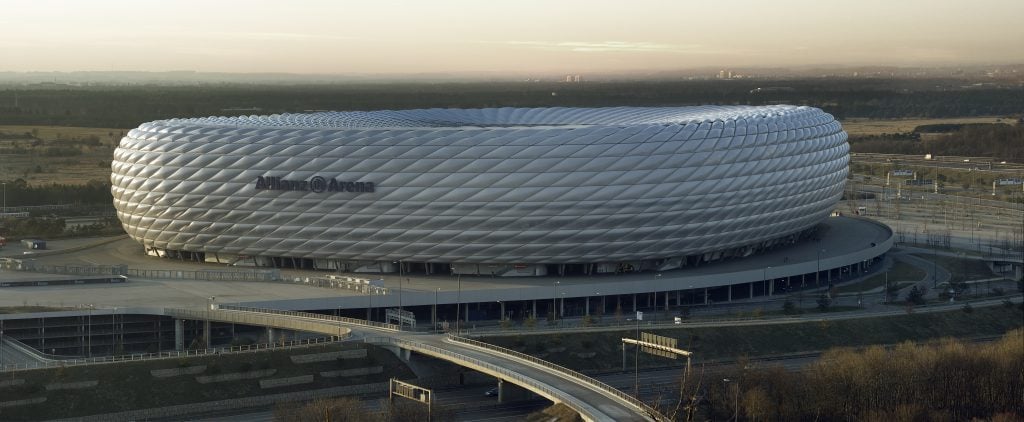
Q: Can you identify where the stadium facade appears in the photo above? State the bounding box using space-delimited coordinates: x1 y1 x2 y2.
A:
111 106 849 277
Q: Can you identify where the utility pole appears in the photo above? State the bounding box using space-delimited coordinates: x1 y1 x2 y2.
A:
455 273 461 335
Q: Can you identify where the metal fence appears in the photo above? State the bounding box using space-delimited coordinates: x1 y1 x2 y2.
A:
446 334 669 422
10 260 281 282
0 336 342 372
217 304 401 332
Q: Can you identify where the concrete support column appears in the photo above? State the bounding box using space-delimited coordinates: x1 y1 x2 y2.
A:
704 288 709 305
532 300 537 319
601 296 606 314
497 379 505 404
267 327 277 344
749 282 754 298
585 297 590 316
769 280 774 296
727 285 732 301
632 294 637 312
431 303 437 329
676 291 681 306
664 291 669 311
465 304 470 323
499 302 506 320
560 297 564 317
174 319 184 352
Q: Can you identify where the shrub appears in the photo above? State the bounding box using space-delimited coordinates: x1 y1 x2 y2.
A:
816 294 832 311
783 300 798 315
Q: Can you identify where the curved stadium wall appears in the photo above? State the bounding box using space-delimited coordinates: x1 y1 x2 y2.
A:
111 106 849 276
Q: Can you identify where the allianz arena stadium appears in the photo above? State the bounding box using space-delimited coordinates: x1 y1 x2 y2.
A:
111 105 849 277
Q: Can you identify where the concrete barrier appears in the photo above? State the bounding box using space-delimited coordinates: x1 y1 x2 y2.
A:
45 380 99 390
259 375 314 389
319 366 383 378
0 397 46 408
290 349 366 364
150 366 207 378
195 369 276 384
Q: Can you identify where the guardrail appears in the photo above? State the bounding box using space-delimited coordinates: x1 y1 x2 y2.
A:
217 304 401 332
364 336 601 421
446 334 669 422
461 294 1023 336
0 336 341 372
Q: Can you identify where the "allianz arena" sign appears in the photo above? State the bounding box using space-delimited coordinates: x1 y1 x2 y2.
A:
254 176 375 193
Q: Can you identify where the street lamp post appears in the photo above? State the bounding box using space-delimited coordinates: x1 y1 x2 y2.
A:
86 304 93 358
366 286 372 321
723 378 739 422
455 273 462 334
395 261 404 329
207 296 215 349
763 266 771 297
112 307 117 356
433 287 440 332
552 280 560 325
816 248 825 286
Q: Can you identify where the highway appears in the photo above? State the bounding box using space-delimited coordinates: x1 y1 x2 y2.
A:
851 152 1024 172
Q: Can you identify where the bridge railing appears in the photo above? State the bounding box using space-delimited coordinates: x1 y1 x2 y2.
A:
446 334 669 422
0 336 340 372
365 336 598 421
217 304 400 332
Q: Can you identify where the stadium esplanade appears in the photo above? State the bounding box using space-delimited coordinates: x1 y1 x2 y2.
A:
111 105 849 277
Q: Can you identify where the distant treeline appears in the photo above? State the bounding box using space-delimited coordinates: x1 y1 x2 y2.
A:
850 123 1024 161
0 179 112 206
913 123 1006 133
0 78 1021 128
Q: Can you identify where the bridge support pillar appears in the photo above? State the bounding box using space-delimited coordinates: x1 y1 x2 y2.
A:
532 300 536 319
584 297 589 316
676 290 681 306
174 319 184 352
769 279 774 296
632 294 637 312
497 379 505 404
499 301 505 321
267 327 277 345
664 291 669 311
465 303 470 323
749 282 754 299
727 285 732 301
400 347 411 362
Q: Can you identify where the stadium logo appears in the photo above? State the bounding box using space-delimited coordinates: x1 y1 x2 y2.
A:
255 176 375 193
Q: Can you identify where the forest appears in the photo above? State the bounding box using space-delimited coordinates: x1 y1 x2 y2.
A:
0 78 1021 128
849 123 1024 161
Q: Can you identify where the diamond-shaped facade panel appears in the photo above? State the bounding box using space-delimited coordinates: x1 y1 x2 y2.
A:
111 106 848 267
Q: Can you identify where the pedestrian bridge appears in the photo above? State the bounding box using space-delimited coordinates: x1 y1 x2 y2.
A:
165 305 663 422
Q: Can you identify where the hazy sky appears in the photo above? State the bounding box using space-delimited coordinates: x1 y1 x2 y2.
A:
3 0 1022 75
